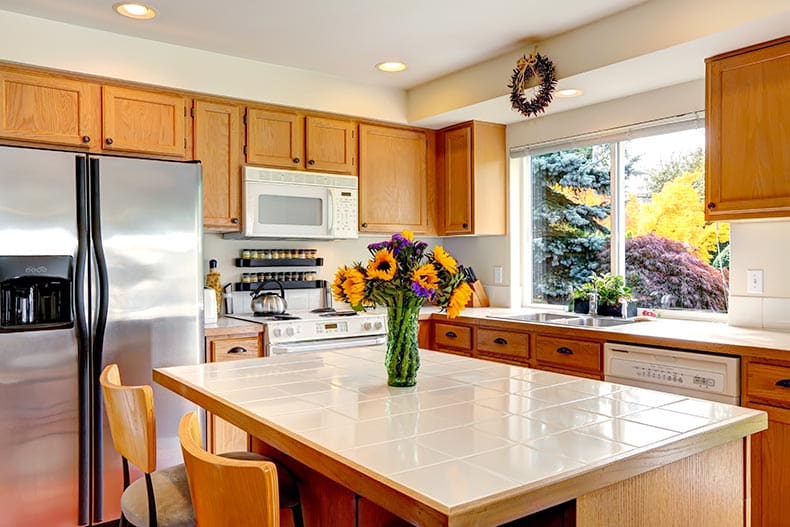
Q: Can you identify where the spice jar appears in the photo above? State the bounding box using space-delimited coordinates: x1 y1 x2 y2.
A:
241 248 252 259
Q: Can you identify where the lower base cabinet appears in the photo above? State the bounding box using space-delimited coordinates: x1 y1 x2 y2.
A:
205 332 262 453
750 408 790 527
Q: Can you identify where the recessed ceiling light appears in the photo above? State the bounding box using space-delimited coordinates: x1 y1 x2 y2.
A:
555 88 583 98
376 61 407 73
113 2 157 19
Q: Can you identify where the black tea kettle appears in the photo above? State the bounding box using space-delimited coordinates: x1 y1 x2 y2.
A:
250 279 288 315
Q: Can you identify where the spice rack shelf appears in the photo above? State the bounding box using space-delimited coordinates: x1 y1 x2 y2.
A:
234 280 327 292
234 258 324 267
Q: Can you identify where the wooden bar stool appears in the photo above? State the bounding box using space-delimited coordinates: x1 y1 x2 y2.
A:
101 364 304 527
180 411 304 527
100 363 194 527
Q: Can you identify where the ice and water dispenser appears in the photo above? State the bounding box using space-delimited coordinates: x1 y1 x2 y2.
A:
0 256 73 331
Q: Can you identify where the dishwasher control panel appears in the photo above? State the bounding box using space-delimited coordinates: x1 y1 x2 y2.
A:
603 342 740 399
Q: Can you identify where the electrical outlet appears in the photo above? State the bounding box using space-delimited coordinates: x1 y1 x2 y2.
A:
747 269 764 294
493 266 504 285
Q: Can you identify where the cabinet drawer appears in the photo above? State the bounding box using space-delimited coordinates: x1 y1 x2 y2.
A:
747 362 790 408
210 336 259 362
476 328 529 360
434 323 472 350
535 336 601 373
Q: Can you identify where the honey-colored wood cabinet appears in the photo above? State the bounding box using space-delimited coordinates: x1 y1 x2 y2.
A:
418 320 432 349
0 68 100 148
705 36 790 220
439 121 506 235
431 321 474 356
102 85 188 157
206 333 262 454
193 99 242 232
246 108 356 175
476 326 529 364
744 358 790 527
358 124 427 233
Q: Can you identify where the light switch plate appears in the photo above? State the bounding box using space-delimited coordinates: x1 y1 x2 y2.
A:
493 266 504 285
747 269 764 294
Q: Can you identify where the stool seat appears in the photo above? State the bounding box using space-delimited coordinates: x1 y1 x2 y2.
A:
121 453 301 527
121 464 193 527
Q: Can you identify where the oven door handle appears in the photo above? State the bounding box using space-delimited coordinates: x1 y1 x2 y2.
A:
269 335 386 355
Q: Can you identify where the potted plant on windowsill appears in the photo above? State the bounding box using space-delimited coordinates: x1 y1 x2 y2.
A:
571 273 636 318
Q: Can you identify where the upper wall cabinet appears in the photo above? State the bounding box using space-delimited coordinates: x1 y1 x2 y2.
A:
439 121 506 235
0 68 100 148
358 124 427 233
193 99 242 232
246 108 356 175
705 36 790 220
102 86 188 158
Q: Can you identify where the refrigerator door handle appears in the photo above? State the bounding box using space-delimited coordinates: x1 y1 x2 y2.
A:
89 156 109 521
75 155 91 526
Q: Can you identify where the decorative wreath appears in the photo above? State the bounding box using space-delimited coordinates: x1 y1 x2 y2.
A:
508 52 557 118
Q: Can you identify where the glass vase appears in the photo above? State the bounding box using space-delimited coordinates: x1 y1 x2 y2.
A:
385 297 422 387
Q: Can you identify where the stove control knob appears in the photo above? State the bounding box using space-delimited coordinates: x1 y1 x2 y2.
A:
374 321 384 330
272 328 282 337
286 327 295 337
363 322 373 330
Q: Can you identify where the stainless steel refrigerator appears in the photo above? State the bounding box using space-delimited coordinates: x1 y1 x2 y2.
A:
0 145 204 526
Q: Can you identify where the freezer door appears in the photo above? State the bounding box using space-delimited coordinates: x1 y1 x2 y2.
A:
89 156 202 522
0 147 87 526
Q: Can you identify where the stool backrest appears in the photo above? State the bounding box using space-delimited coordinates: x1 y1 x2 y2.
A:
178 412 280 527
99 363 157 473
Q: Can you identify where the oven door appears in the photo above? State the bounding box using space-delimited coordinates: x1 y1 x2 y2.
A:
269 335 386 355
244 180 331 238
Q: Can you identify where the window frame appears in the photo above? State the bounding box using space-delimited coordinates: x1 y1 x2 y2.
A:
516 114 728 322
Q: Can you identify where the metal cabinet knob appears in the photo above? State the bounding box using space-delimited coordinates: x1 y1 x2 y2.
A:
231 218 240 224
81 135 91 144
293 157 300 164
227 346 247 354
445 331 457 338
556 346 574 355
462 223 469 229
707 202 716 210
361 223 368 228
493 337 508 345
776 379 790 388
105 138 114 145
308 159 316 166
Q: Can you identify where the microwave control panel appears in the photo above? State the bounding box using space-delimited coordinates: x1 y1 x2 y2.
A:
333 189 358 237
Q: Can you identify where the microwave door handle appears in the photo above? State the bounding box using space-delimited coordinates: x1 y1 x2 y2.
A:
326 190 334 232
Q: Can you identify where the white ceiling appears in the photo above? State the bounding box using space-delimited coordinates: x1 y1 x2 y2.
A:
0 0 648 89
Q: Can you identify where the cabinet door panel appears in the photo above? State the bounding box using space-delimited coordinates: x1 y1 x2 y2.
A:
476 328 529 361
359 124 427 233
0 70 99 147
434 322 472 351
306 116 356 174
194 100 241 232
706 38 790 219
444 125 473 234
102 86 187 157
748 403 790 527
535 336 601 374
246 108 304 168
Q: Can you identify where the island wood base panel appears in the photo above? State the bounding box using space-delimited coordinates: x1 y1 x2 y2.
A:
251 437 745 527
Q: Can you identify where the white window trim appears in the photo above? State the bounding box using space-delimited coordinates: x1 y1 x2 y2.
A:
516 113 728 323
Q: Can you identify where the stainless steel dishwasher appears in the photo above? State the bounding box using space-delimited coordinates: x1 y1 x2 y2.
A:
604 342 741 404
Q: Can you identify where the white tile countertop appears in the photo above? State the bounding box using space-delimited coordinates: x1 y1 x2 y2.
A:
155 347 766 523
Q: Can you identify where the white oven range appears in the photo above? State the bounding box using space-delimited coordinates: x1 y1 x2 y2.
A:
226 310 387 355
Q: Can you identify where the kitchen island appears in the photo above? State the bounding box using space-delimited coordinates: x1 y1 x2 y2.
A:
155 347 766 526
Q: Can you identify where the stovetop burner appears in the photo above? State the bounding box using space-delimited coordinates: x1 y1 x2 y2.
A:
252 313 301 320
319 311 357 317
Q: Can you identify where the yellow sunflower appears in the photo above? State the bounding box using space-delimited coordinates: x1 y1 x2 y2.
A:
401 230 414 241
447 282 473 319
331 267 349 301
432 246 458 275
367 250 397 281
412 264 439 290
342 268 367 306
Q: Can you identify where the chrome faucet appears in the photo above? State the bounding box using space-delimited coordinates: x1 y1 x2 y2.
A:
588 290 598 316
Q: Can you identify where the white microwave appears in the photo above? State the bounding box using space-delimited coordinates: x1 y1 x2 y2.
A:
241 166 358 239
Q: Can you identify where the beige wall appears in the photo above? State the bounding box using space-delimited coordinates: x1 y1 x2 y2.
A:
0 10 407 122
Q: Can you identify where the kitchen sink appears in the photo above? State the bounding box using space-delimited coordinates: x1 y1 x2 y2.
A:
488 312 580 323
487 312 635 328
557 317 635 328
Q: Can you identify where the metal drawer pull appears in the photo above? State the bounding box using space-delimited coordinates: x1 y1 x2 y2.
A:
494 337 508 345
227 346 247 354
556 347 574 355
445 331 457 338
776 379 790 388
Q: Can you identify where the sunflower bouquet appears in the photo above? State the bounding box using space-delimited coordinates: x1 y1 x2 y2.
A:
332 231 473 387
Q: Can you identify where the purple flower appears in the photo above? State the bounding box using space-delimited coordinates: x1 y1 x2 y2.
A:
367 240 391 252
411 281 436 300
